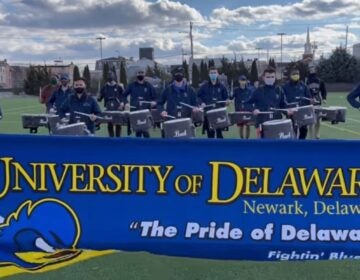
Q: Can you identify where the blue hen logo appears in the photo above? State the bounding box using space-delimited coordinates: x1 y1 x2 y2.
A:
0 198 81 270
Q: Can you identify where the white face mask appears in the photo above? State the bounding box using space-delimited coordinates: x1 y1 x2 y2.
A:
264 77 276 86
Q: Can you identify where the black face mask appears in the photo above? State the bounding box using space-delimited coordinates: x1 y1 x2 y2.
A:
75 88 85 94
107 78 114 82
174 74 183 82
137 75 145 81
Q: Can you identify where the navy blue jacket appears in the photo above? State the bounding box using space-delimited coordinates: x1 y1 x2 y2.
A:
231 86 254 111
198 81 229 112
282 81 311 106
98 83 124 110
60 93 101 134
347 84 360 109
306 74 327 102
157 82 198 118
124 81 157 110
245 85 287 125
48 86 73 111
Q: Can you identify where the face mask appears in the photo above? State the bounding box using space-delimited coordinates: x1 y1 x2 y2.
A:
264 77 275 86
174 74 183 82
75 88 85 94
137 75 145 81
209 73 218 82
291 74 300 82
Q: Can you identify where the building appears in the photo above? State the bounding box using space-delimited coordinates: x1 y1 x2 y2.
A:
127 58 166 80
139 48 154 61
0 60 12 89
353 43 360 59
95 56 128 71
38 61 75 82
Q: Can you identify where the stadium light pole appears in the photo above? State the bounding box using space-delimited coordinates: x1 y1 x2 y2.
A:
96 36 106 61
277 32 286 80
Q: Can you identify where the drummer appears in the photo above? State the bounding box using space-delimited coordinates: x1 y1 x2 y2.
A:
198 67 230 139
124 69 157 138
245 67 291 139
307 64 327 139
48 73 72 113
60 78 101 134
282 67 313 140
231 75 254 139
347 83 360 109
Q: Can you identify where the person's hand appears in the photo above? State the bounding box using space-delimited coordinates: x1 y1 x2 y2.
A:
201 103 206 108
287 108 295 116
253 109 260 116
192 107 200 113
119 102 125 110
49 108 56 114
161 111 168 117
90 114 97 121
124 103 130 111
151 101 157 107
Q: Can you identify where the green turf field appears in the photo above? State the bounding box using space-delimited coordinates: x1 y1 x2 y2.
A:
1 92 360 280
0 91 359 139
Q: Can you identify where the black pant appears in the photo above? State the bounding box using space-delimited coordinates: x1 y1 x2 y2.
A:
203 118 224 139
293 124 308 140
107 123 121 137
136 131 150 138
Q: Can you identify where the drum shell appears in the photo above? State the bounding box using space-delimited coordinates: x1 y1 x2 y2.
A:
163 118 194 139
53 122 90 136
47 115 60 133
191 110 204 125
129 110 152 132
262 119 295 139
98 111 128 125
151 109 162 124
229 112 255 126
206 108 230 129
22 114 48 129
293 105 315 126
331 106 347 123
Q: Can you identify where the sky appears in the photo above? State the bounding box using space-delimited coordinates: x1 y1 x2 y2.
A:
0 0 359 69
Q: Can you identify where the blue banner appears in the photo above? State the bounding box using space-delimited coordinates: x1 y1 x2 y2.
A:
0 135 359 273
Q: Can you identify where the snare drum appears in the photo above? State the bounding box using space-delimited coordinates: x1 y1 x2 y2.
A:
47 115 60 133
129 109 152 132
229 112 255 126
22 114 49 129
206 107 230 129
98 111 128 125
329 106 347 123
53 122 90 136
163 118 195 139
191 110 204 126
293 105 315 126
262 119 294 139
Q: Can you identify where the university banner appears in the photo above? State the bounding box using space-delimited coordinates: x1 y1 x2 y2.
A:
0 135 359 276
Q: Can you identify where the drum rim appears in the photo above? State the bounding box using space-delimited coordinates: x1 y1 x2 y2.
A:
206 107 227 113
164 118 192 124
263 119 292 125
57 122 87 129
129 109 150 115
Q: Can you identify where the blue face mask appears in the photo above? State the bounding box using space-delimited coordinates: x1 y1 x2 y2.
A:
209 73 218 82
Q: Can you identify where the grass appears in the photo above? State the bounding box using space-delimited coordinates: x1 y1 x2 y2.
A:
1 91 360 279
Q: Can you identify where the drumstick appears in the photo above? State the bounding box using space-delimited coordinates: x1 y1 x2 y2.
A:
204 104 216 108
180 102 195 109
216 100 228 104
270 108 295 112
139 101 153 105
74 111 106 120
257 111 274 115
165 115 176 119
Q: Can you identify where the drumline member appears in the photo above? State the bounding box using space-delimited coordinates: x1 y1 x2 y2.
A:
157 67 200 136
347 83 360 110
231 75 254 139
48 73 72 113
198 67 230 139
60 78 101 135
124 69 157 138
98 72 124 137
282 67 312 140
245 67 291 139
39 75 59 113
306 65 327 139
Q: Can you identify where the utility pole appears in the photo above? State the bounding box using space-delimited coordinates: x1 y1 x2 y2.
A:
256 47 262 60
277 32 286 80
189 21 194 85
96 36 106 61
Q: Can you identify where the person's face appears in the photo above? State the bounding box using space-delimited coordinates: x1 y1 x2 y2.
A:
290 71 300 82
137 71 145 81
60 79 68 87
74 80 86 94
263 72 276 86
